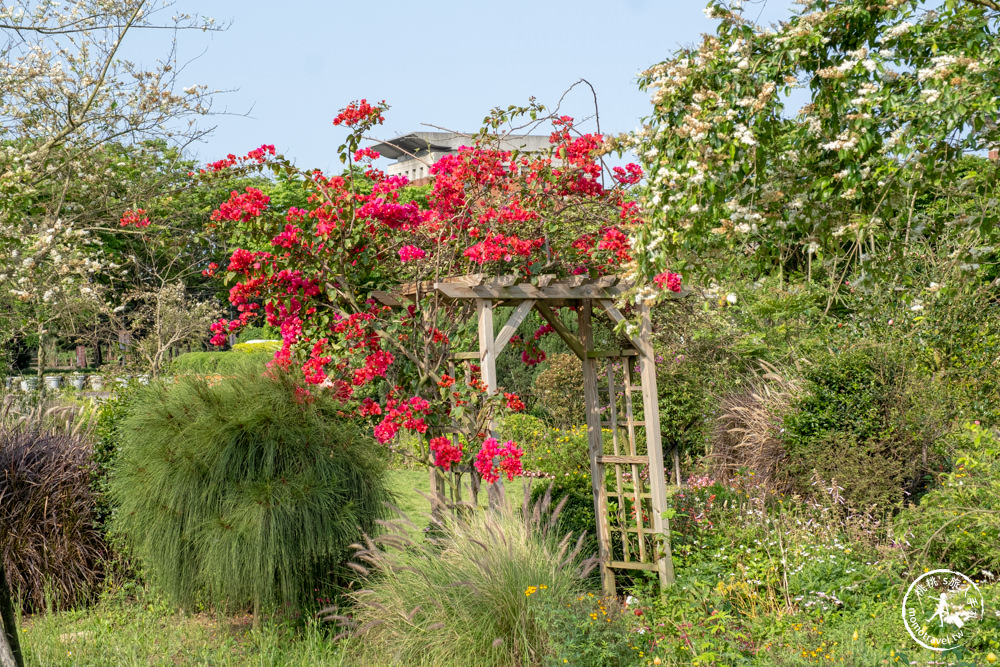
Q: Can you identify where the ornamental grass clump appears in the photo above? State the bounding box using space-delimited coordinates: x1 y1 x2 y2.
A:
109 369 394 619
332 488 597 666
0 426 105 612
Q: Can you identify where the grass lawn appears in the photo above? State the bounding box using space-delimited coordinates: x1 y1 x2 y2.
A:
17 589 346 667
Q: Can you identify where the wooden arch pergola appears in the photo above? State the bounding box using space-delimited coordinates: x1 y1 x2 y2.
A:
376 274 676 594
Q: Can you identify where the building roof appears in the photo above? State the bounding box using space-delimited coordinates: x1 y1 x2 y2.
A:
370 132 552 162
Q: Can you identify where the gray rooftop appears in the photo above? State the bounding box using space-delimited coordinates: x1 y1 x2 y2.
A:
370 132 552 162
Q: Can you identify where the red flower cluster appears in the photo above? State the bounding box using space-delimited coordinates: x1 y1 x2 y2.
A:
463 234 545 264
521 347 546 366
119 208 150 228
597 228 632 264
612 164 644 186
474 438 525 484
653 271 683 293
204 144 275 173
504 392 525 411
429 436 463 471
398 245 426 262
373 396 431 443
332 99 386 127
211 187 271 223
353 350 395 386
533 324 554 340
353 147 381 162
196 100 679 459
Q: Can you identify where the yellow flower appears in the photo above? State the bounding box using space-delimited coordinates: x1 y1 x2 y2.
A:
986 652 997 663
852 630 858 641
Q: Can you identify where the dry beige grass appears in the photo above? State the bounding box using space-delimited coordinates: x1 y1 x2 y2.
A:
708 362 800 493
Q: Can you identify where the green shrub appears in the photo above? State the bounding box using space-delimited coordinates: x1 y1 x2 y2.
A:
232 341 281 354
897 424 1000 575
0 427 105 611
782 346 931 514
92 382 142 534
168 350 273 375
109 370 394 617
534 353 585 429
657 357 711 460
339 499 597 666
504 415 591 478
536 593 642 666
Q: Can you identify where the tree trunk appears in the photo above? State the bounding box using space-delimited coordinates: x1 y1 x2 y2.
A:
35 330 46 382
0 562 24 667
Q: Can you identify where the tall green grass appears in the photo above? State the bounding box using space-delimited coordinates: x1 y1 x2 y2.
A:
110 370 394 619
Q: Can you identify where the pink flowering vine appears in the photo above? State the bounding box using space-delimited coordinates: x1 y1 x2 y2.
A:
185 98 680 488
398 245 426 262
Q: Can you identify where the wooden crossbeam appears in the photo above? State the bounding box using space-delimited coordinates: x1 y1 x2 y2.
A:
597 455 649 465
435 282 630 300
607 560 659 572
494 300 535 354
370 290 406 306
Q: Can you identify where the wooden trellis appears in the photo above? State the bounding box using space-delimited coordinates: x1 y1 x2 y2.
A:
375 274 676 594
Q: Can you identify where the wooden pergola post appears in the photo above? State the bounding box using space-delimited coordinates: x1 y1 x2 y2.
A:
579 300 617 596
476 298 504 510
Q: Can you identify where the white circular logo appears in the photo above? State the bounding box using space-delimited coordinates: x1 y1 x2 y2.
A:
902 569 984 651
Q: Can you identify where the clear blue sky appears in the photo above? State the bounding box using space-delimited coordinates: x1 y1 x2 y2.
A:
129 0 794 173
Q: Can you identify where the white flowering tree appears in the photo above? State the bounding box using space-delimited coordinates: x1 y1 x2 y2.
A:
0 1 221 376
632 0 1000 298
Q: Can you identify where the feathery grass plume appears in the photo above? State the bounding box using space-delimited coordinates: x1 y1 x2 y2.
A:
2 392 99 438
0 426 105 612
709 361 799 493
109 369 394 620
334 490 596 666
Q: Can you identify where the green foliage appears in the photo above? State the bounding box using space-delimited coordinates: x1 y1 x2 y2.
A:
109 370 394 615
0 427 104 612
534 353 585 429
168 350 273 375
634 0 1000 294
92 382 141 533
897 424 1000 575
782 346 929 513
235 325 281 344
535 593 642 666
657 357 710 458
341 501 596 667
509 415 590 478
